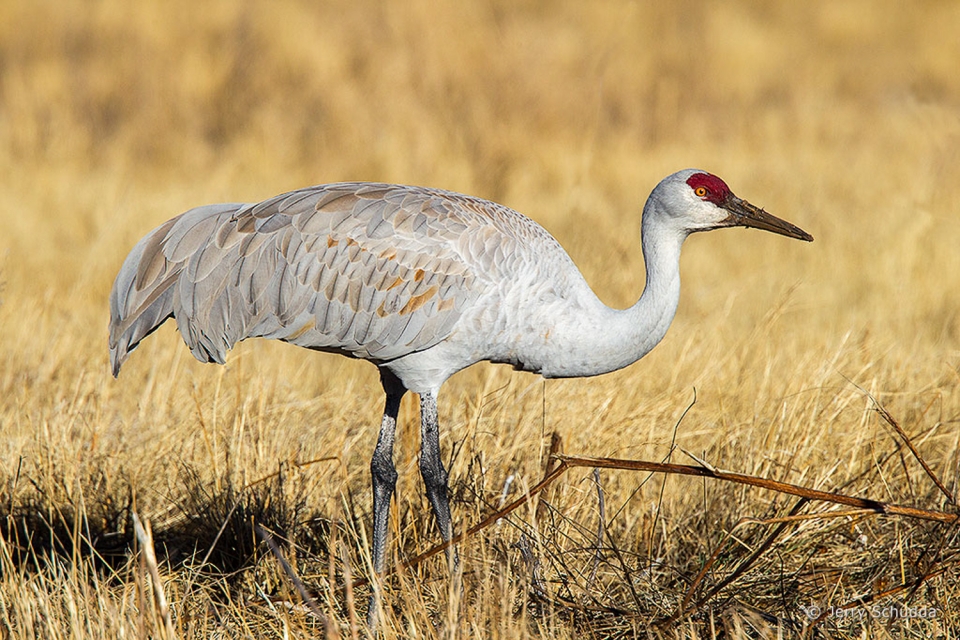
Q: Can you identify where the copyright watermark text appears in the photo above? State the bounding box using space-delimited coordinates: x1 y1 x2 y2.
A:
800 603 939 621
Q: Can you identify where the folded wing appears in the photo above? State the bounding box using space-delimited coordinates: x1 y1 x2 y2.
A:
108 183 504 375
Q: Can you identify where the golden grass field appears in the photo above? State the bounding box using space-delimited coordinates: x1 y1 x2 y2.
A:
1 0 959 637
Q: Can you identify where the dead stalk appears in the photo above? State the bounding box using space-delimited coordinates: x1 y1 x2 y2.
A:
873 398 956 506
132 512 177 640
254 524 329 628
668 499 809 626
846 378 957 506
584 468 605 597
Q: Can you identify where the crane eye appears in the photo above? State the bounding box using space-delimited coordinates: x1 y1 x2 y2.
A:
694 186 708 198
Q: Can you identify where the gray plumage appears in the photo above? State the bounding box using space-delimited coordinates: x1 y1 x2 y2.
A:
110 182 566 375
108 172 811 626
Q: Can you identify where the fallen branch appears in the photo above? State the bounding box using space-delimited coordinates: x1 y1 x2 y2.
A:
356 452 958 587
554 455 959 525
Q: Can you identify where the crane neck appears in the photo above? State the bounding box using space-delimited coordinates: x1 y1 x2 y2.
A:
612 212 687 370
543 201 687 379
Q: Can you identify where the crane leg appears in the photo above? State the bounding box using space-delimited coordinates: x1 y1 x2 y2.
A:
418 391 459 570
368 370 405 628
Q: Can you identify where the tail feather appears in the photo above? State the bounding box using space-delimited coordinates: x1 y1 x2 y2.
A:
109 218 180 376
108 203 243 376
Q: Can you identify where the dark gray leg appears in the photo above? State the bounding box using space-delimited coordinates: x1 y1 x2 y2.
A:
368 369 405 628
418 391 459 569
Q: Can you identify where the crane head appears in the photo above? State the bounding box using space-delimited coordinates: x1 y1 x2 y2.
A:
649 169 813 242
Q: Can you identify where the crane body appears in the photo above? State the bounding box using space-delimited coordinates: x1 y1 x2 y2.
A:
109 170 812 620
110 182 680 390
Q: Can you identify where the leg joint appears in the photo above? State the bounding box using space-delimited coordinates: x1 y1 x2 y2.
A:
419 454 448 490
371 454 398 487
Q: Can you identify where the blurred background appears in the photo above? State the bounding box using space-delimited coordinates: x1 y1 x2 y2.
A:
1 0 958 636
3 0 959 352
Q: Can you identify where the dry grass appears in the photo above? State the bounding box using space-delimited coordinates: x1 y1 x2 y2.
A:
2 0 960 637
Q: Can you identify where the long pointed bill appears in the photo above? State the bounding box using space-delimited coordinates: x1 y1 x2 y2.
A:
722 196 813 242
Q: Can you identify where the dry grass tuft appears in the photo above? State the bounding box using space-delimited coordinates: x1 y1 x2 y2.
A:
2 0 960 637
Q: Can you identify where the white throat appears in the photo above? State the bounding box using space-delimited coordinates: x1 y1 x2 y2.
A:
540 200 687 378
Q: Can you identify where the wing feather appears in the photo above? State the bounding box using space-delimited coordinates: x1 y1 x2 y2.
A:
167 214 220 263
111 181 566 371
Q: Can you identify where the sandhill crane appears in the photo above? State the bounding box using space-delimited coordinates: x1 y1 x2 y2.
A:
109 169 811 610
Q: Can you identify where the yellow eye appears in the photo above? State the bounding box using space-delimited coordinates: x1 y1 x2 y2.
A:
694 187 708 197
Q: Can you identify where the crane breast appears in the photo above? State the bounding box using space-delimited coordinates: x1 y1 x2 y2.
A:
119 183 558 366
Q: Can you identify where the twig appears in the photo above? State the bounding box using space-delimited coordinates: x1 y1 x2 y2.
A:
584 469 605 597
846 378 957 506
132 512 177 640
244 456 341 490
497 474 515 511
254 524 329 630
327 520 341 639
535 431 564 523
339 540 359 640
603 515 644 612
873 398 956 506
514 534 547 596
650 390 696 569
680 447 719 474
555 455 960 524
667 499 809 626
846 564 952 609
